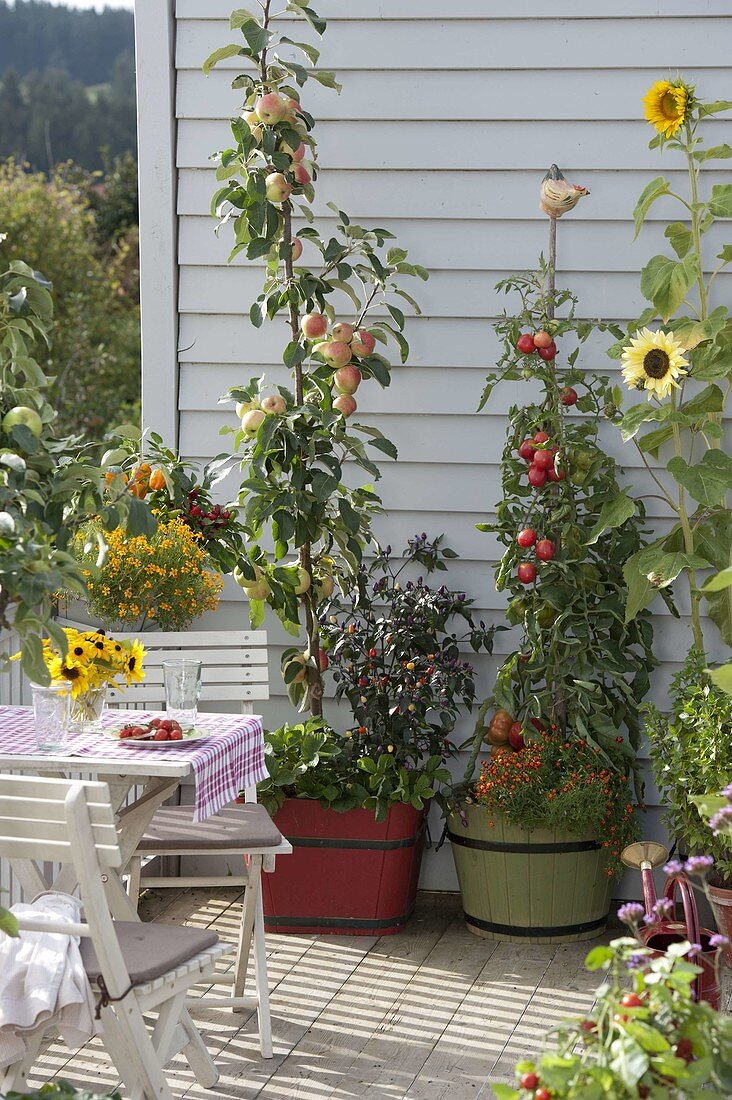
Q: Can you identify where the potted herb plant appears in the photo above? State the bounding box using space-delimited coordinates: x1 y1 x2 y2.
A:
603 80 732 944
449 207 655 940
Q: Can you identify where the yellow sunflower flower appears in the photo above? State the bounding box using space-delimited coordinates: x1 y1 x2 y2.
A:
48 656 91 698
122 639 147 684
643 80 691 138
621 327 688 400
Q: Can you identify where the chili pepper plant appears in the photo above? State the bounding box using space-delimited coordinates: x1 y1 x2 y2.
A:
205 2 426 717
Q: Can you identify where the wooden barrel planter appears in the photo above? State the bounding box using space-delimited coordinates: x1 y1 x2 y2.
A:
448 805 614 943
262 799 426 935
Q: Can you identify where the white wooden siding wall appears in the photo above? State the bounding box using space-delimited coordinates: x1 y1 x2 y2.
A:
154 0 732 892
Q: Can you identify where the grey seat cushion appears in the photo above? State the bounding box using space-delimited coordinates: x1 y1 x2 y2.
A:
81 921 219 985
137 802 283 852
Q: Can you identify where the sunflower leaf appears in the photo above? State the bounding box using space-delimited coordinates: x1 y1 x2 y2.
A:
667 451 732 508
633 177 670 239
640 253 699 322
665 222 693 258
584 492 636 546
698 100 732 117
708 184 732 219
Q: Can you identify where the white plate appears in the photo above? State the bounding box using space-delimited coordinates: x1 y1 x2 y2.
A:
104 725 211 748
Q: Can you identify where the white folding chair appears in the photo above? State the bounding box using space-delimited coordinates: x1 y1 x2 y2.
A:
98 628 290 1060
0 773 231 1100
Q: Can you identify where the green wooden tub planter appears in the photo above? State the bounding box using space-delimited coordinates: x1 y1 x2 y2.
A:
448 805 614 943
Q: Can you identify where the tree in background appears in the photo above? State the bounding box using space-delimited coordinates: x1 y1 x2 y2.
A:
0 160 140 438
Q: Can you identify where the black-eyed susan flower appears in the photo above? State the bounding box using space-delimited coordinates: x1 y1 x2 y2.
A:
48 656 91 698
643 79 692 138
123 639 147 684
621 327 688 400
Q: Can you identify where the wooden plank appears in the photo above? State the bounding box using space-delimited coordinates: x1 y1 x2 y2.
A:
177 117 730 170
176 18 732 71
135 0 179 445
177 66 732 122
178 166 726 222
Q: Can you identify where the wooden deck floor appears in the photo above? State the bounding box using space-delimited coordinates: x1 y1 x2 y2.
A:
32 888 620 1099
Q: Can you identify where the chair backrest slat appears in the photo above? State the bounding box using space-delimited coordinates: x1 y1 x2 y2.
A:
0 775 121 868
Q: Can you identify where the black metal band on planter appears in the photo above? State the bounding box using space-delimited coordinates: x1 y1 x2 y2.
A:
265 906 415 931
463 911 607 938
447 831 601 855
289 832 423 851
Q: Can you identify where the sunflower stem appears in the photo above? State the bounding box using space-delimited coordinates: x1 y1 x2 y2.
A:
671 391 706 656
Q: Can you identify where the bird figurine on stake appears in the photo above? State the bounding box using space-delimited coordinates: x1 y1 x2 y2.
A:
540 163 589 320
539 163 590 219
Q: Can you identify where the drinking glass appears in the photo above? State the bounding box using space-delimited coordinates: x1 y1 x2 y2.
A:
32 682 71 753
163 660 202 728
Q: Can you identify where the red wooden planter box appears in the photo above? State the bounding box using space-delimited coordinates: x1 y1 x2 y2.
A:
262 799 426 935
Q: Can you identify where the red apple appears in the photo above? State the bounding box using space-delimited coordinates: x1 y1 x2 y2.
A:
290 238 303 262
318 649 329 672
321 341 353 368
333 393 357 418
331 322 354 343
301 313 328 339
255 92 287 125
293 164 311 186
351 329 376 357
334 365 362 394
282 141 305 163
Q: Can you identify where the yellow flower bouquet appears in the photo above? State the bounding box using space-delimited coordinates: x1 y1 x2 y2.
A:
41 627 146 731
72 515 224 631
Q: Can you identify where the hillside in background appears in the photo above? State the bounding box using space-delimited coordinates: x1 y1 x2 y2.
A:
0 0 136 170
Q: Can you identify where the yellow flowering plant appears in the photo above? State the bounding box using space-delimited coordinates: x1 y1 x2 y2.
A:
71 516 224 631
601 80 732 660
39 627 146 698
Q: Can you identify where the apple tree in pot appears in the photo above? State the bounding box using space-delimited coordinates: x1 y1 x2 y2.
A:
205 1 426 717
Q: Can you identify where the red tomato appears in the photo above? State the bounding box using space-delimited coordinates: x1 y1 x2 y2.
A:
533 431 550 444
561 386 578 406
530 717 546 733
533 331 552 349
528 465 548 488
547 466 566 482
621 993 644 1008
154 729 171 741
537 342 557 361
508 722 525 751
533 449 555 471
150 717 162 728
516 333 536 354
169 729 184 741
536 539 556 562
518 439 536 462
519 1073 539 1090
535 1089 552 1100
517 528 537 548
517 562 537 584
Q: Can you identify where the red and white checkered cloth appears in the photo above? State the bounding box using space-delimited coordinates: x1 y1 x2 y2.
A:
0 706 267 822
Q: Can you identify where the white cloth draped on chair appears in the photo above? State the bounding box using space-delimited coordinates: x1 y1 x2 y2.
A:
0 892 99 1068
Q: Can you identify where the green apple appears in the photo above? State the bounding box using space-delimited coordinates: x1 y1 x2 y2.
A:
2 406 43 438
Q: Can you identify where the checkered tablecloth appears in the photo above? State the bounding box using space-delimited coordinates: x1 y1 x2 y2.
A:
0 706 267 822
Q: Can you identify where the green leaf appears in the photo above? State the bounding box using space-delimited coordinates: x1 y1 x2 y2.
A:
0 906 18 937
230 8 257 28
202 43 242 75
637 423 674 457
20 632 48 686
640 253 699 322
665 222 693 258
584 492 636 545
491 1087 519 1100
584 945 613 970
623 553 657 623
310 70 342 91
633 177 670 238
619 403 663 442
699 100 732 117
126 497 157 537
682 383 724 418
702 566 732 593
708 662 732 695
697 143 732 162
708 183 732 218
667 451 732 508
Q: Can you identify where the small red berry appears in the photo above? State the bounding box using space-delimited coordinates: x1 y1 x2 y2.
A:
517 528 537 548
516 333 536 354
518 439 536 462
561 386 578 406
535 1089 552 1100
517 562 537 584
535 539 556 562
528 465 548 488
621 993 644 1008
519 1073 539 1090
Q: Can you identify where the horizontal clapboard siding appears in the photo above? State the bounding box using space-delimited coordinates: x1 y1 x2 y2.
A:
147 1 732 892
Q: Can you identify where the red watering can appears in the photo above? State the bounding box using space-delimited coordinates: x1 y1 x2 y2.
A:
621 841 720 1009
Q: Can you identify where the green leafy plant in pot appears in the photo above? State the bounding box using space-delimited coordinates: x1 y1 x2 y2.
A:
604 79 732 943
449 235 655 942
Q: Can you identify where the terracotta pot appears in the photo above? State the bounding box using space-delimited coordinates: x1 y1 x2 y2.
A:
262 799 426 935
707 881 732 967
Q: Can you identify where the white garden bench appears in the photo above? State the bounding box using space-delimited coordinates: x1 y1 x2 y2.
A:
0 773 229 1100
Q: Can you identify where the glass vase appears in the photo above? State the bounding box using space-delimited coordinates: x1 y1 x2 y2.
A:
70 685 107 733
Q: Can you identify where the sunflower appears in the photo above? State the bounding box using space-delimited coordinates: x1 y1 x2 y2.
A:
48 656 91 699
122 639 147 684
643 79 691 138
621 327 688 400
